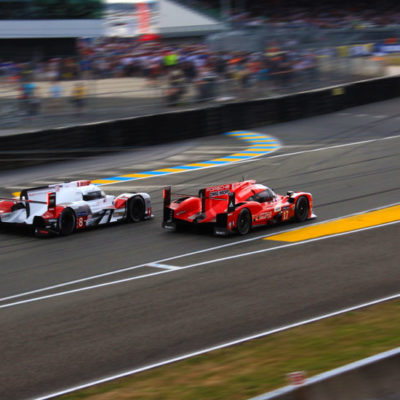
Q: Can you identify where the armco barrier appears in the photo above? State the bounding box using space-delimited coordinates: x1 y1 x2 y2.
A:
250 347 400 400
1 75 400 167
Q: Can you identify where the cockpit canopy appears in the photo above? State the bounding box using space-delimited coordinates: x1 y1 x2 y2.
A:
246 187 276 203
82 190 106 201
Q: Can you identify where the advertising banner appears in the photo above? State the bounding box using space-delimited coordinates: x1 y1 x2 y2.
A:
375 44 400 54
104 0 159 37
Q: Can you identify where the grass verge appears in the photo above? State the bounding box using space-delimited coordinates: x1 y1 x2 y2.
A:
60 299 400 400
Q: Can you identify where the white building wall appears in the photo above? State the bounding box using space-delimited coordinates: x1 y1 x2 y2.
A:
0 20 103 38
159 0 225 34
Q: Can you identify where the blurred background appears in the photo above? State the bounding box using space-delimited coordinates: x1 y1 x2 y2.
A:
1 3 400 400
1 0 399 133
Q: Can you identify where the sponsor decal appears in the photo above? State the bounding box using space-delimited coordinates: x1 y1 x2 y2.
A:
76 216 87 229
209 189 230 198
282 209 290 221
206 184 231 197
376 44 400 53
287 371 306 386
254 212 272 222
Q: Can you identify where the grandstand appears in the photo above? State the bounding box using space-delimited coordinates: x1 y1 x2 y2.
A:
0 0 224 59
179 0 400 27
0 0 103 58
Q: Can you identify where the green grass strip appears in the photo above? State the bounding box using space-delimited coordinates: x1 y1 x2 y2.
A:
60 299 400 400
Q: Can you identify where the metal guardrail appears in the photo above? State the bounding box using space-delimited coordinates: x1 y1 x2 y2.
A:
207 26 400 51
249 347 400 400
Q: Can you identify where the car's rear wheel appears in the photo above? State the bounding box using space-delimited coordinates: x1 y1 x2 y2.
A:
237 208 251 235
294 196 309 222
128 197 145 222
59 208 76 235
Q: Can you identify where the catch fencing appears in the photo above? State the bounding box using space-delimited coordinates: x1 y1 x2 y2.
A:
0 56 384 132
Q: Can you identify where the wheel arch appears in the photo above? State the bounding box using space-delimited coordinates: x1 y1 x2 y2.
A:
127 195 146 222
292 192 313 219
235 207 252 235
59 207 77 235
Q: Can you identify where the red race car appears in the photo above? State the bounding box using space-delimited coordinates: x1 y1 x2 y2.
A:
162 180 315 236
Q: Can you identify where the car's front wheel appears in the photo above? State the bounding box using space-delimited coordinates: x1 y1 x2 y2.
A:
294 196 309 222
237 208 252 235
128 196 145 222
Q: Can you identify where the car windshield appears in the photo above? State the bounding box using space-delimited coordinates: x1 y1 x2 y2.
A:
247 188 275 203
83 191 105 201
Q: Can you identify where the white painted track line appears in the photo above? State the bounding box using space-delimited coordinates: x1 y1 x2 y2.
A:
97 134 400 186
147 263 181 270
35 292 400 400
1 219 399 310
1 202 399 306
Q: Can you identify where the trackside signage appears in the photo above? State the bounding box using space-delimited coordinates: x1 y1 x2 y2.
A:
287 371 306 386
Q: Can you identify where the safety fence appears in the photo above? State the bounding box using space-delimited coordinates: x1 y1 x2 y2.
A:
1 72 399 167
207 25 400 52
0 56 384 132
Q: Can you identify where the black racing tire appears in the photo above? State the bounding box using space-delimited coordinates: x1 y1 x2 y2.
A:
294 196 309 222
128 196 145 222
59 208 76 236
237 208 252 235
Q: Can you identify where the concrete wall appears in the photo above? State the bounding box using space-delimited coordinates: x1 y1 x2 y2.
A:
0 20 102 38
1 74 399 169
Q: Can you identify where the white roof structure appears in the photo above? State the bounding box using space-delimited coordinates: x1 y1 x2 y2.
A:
158 0 226 36
0 0 225 39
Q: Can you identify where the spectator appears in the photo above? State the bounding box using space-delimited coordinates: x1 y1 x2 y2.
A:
71 82 87 115
20 81 40 116
48 80 63 114
166 69 185 106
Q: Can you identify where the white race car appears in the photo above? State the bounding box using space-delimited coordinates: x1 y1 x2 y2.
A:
0 180 152 237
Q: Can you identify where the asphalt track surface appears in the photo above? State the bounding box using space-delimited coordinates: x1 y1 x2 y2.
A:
1 98 400 399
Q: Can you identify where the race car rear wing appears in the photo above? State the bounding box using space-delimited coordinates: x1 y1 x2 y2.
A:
162 185 235 215
47 192 56 211
202 186 235 214
163 186 172 224
227 192 235 213
0 191 56 217
0 197 47 204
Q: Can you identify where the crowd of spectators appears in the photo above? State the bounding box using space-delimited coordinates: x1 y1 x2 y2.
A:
0 38 320 114
0 39 317 87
